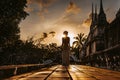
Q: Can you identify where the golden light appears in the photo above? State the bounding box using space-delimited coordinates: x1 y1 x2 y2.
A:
62 34 66 38
68 33 75 46
51 26 77 46
34 26 79 46
61 32 74 46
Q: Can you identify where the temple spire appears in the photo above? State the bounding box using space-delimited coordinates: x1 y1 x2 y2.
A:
95 4 97 14
92 3 94 22
94 4 97 21
90 3 95 31
100 0 104 14
98 0 108 26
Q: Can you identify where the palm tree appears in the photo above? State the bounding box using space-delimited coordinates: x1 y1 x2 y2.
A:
74 33 87 47
72 33 87 59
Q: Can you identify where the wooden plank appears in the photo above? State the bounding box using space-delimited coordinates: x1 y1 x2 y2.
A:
6 65 120 80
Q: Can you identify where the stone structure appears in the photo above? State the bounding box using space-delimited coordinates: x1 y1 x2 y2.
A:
86 0 109 57
80 0 120 70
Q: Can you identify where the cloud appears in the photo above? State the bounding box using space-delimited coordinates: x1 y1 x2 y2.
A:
26 0 58 19
82 12 92 27
53 1 81 28
25 7 33 12
49 31 56 37
58 14 81 27
27 0 57 7
37 8 49 19
42 32 48 38
66 1 81 14
106 8 110 12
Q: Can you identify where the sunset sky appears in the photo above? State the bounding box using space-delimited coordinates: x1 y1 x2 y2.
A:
20 0 120 46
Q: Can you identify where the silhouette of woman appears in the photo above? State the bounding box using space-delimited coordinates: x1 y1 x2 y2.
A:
62 31 70 66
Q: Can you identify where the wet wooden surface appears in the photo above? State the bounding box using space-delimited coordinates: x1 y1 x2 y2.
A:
6 65 120 80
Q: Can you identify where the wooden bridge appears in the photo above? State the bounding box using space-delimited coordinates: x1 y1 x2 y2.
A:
5 65 120 80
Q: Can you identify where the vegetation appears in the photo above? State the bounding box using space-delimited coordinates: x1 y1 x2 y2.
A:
72 33 87 59
0 0 61 65
0 0 28 65
0 0 86 66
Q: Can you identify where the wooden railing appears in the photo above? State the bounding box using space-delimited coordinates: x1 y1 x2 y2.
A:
0 63 54 79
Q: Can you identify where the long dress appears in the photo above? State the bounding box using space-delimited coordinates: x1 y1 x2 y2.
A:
62 37 70 66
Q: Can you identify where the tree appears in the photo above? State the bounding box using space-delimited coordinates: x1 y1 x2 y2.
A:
72 33 87 59
74 33 87 47
0 0 28 49
0 0 28 65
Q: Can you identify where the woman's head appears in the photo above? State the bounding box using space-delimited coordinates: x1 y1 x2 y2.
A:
63 31 68 35
63 31 68 37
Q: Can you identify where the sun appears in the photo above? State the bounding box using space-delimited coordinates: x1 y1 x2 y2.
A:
61 32 74 46
40 26 78 46
54 32 75 46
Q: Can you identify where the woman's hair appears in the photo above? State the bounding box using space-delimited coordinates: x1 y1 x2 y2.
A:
63 31 68 35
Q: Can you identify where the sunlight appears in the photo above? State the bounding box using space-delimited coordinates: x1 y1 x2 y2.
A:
62 34 66 38
68 33 74 46
52 26 77 46
61 32 74 46
34 26 78 46
56 31 75 46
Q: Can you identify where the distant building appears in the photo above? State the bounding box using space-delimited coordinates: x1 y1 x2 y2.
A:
80 0 120 67
105 9 120 49
85 0 109 57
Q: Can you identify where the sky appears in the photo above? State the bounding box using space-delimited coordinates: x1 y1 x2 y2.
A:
20 0 120 46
